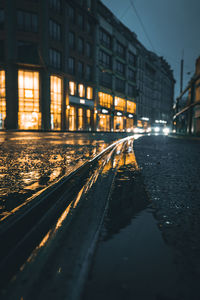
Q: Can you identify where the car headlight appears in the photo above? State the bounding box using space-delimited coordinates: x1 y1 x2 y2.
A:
163 127 170 134
154 127 160 132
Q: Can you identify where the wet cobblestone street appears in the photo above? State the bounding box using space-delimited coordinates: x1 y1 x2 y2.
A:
134 135 200 299
0 132 120 221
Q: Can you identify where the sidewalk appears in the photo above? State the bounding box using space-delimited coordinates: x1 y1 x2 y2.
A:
83 135 200 300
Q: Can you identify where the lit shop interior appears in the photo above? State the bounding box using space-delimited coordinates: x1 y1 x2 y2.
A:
0 70 6 129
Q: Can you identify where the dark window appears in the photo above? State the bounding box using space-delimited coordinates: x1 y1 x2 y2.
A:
87 0 92 10
68 57 75 74
115 77 125 92
86 20 92 35
128 68 135 81
99 50 111 68
0 40 4 60
49 19 61 41
99 28 111 49
0 9 5 30
116 42 125 58
49 48 61 69
116 60 125 75
69 31 75 49
68 5 75 23
86 65 92 81
99 71 112 88
78 37 84 55
17 10 38 33
78 13 84 29
128 51 136 66
128 84 135 97
18 41 39 64
86 42 92 57
49 0 61 14
78 61 84 78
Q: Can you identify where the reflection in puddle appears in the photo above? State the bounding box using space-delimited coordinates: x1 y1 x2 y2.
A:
83 141 182 300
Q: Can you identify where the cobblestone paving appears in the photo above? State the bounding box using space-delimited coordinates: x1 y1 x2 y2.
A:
134 135 200 299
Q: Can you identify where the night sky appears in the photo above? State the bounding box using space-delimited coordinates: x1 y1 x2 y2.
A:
101 0 200 99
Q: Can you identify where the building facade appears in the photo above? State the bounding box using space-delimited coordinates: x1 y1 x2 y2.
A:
0 0 174 132
95 2 137 132
0 0 98 131
136 43 175 128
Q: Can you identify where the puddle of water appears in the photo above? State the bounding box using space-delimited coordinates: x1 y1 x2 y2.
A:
83 142 188 300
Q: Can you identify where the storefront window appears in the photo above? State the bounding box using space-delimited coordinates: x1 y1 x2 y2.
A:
0 70 6 129
50 75 62 130
78 84 85 97
86 109 91 130
69 81 76 95
114 116 124 131
126 118 134 131
127 100 136 114
78 107 83 130
98 92 112 108
99 114 110 131
87 87 93 100
69 106 76 130
18 70 41 130
114 96 125 111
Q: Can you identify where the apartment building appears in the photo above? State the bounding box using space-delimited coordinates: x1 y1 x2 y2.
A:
0 0 97 131
95 1 137 132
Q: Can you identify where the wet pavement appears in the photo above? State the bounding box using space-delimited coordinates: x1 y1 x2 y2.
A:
83 135 200 300
0 131 127 223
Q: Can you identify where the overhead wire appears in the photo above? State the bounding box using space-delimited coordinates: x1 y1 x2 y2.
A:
129 0 156 53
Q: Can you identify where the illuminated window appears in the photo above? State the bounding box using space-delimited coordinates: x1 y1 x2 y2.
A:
69 106 76 130
78 108 83 130
69 81 76 95
99 114 110 131
114 116 124 131
50 75 62 130
78 84 85 97
86 109 91 130
126 118 134 131
127 100 136 114
114 96 125 111
87 87 93 99
0 70 6 129
98 92 113 109
18 70 41 130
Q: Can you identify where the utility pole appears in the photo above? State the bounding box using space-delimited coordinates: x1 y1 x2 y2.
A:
180 50 184 94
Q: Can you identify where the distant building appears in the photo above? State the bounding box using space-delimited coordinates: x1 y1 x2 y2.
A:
95 1 137 132
136 43 175 127
193 56 200 133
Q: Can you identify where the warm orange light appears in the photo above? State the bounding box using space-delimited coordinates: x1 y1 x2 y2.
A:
69 106 76 130
50 76 62 130
78 84 85 97
98 92 113 108
18 70 41 130
114 115 124 131
114 96 125 111
87 87 93 100
98 114 110 131
127 100 136 114
69 81 76 95
0 70 6 129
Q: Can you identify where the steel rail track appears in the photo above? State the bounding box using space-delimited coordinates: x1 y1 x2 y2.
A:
0 135 134 290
